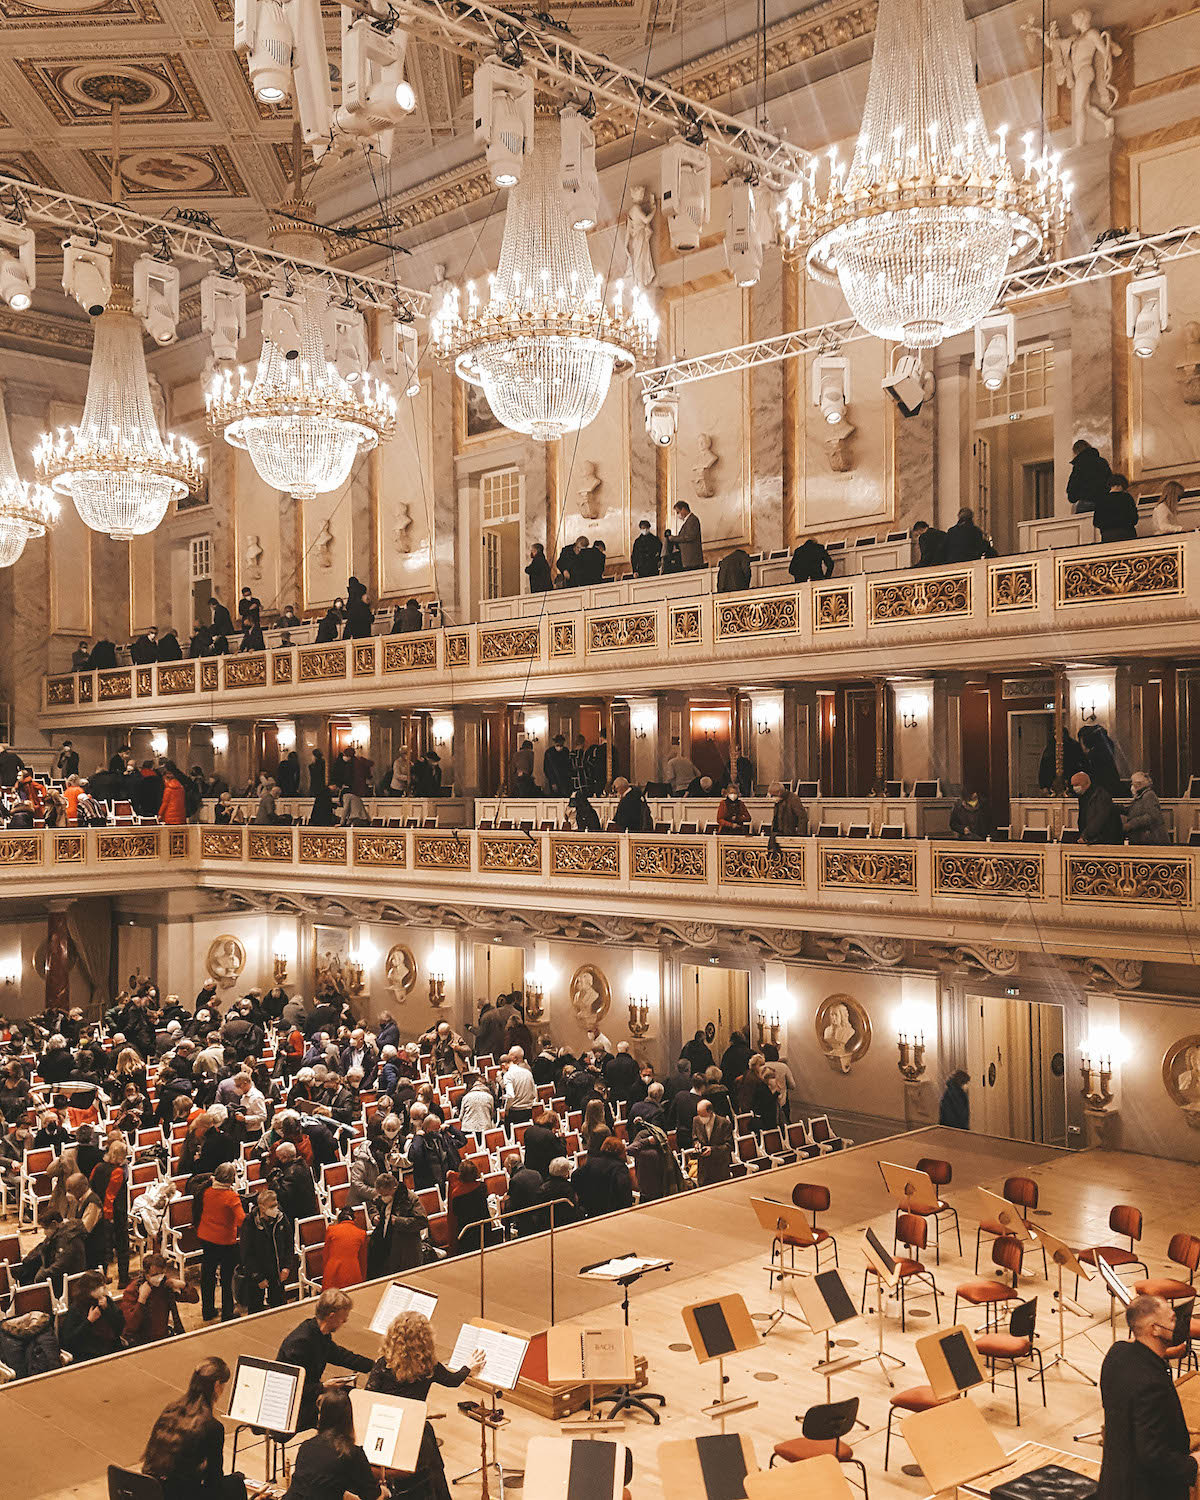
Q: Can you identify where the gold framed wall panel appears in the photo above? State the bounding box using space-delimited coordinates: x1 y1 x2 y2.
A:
550 836 620 878
1055 546 1184 605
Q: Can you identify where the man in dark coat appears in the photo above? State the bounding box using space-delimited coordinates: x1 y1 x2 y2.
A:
719 1031 751 1088
788 538 835 582
631 520 661 577
602 1042 640 1106
1072 770 1123 845
366 1174 428 1276
129 628 159 664
543 735 573 796
911 520 947 566
89 639 118 668
1086 473 1140 543
1067 439 1113 514
277 1288 374 1431
1097 1294 1197 1500
716 547 751 593
942 507 997 563
156 629 183 661
556 537 590 587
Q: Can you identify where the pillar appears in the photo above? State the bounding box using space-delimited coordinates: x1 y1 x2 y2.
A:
1053 667 1066 793
873 678 888 793
45 905 71 1013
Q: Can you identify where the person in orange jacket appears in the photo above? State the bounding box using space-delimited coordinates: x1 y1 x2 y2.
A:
321 1206 369 1289
195 1161 245 1321
158 764 187 825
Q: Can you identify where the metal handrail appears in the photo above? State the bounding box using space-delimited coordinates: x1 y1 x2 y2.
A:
451 1193 571 1324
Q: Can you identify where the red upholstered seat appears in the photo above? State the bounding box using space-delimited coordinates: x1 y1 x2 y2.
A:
1079 1246 1138 1267
976 1333 1032 1358
1134 1277 1196 1301
957 1280 1021 1306
773 1436 853 1463
889 1385 942 1412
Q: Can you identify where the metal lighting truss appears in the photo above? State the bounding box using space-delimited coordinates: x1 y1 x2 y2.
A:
0 173 429 319
385 0 810 187
638 220 1200 395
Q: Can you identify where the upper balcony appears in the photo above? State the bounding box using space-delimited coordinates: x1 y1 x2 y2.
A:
40 534 1196 727
0 824 1195 965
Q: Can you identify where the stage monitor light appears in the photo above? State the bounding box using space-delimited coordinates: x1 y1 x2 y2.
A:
1126 273 1168 360
200 273 247 363
559 105 599 230
882 352 934 418
289 0 334 153
0 223 35 312
473 57 533 188
643 388 679 447
133 256 180 345
812 352 850 426
263 287 305 360
329 304 369 383
973 310 1015 391
236 0 293 104
661 137 711 252
724 178 762 287
62 236 113 317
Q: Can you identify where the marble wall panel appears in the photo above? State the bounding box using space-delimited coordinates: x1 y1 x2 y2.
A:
556 378 632 564
301 476 353 610
379 378 436 599
234 451 285 610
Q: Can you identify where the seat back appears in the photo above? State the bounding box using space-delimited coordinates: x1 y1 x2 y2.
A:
808 1115 834 1145
1009 1297 1038 1340
993 1235 1024 1280
793 1182 830 1216
1169 1232 1200 1275
895 1212 928 1254
801 1396 859 1441
108 1467 165 1500
11 1281 53 1317
916 1156 951 1187
1110 1204 1142 1242
1003 1176 1038 1211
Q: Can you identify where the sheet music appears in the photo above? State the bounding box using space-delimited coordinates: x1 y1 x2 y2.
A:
362 1403 406 1468
579 1255 669 1280
227 1364 265 1426
226 1359 297 1431
580 1329 628 1383
450 1323 529 1390
370 1282 439 1336
257 1368 297 1432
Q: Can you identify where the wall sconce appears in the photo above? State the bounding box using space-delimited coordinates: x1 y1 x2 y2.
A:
150 731 168 757
525 977 546 1023
273 952 289 986
429 972 448 1007
345 958 365 997
1077 684 1109 723
211 727 229 755
276 722 296 750
897 1030 926 1082
1080 1045 1115 1111
756 717 772 736
755 1008 781 1049
899 696 921 730
524 713 548 741
432 716 453 748
628 994 651 1039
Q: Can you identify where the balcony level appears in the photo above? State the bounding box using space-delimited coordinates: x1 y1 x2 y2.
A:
39 534 1195 728
0 824 1193 965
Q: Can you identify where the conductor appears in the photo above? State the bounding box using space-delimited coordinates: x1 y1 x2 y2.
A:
277 1287 375 1431
1097 1293 1198 1500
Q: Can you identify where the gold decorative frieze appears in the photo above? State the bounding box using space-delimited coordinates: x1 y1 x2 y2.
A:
989 563 1038 613
224 655 267 688
353 643 376 676
299 832 347 864
479 625 540 664
54 833 83 863
383 637 437 673
98 670 132 700
200 661 219 692
136 667 153 696
46 676 74 705
813 586 852 631
631 840 707 882
669 606 701 645
78 675 93 703
414 834 470 869
550 837 620 878
1056 546 1184 606
248 830 293 861
933 849 1044 899
158 663 197 696
819 845 917 891
272 653 293 685
0 835 40 864
201 828 243 859
98 831 158 860
720 843 805 884
169 830 189 858
480 835 543 873
587 612 658 653
714 594 798 640
446 634 469 667
1064 852 1192 907
354 831 407 867
549 621 576 658
298 646 347 682
868 572 972 624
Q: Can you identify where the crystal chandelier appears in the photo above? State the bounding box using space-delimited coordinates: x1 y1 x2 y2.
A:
430 118 658 442
779 0 1069 348
35 286 202 539
0 391 57 568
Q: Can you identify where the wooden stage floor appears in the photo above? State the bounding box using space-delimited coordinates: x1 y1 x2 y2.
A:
9 1125 1185 1499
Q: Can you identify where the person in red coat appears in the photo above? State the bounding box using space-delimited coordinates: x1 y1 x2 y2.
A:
158 765 187 825
321 1207 368 1289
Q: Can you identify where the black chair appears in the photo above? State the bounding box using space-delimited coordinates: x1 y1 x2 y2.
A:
107 1469 164 1500
974 1297 1046 1424
771 1397 868 1495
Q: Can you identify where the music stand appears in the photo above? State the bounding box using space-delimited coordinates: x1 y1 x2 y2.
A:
658 1432 759 1500
859 1228 906 1387
681 1294 762 1430
901 1397 1009 1494
578 1253 671 1424
794 1270 863 1402
750 1197 814 1335
546 1325 636 1434
877 1160 940 1215
450 1318 529 1500
523 1437 628 1500
915 1324 988 1401
348 1389 425 1473
223 1354 305 1485
1026 1223 1097 1386
745 1455 855 1500
977 1187 1033 1241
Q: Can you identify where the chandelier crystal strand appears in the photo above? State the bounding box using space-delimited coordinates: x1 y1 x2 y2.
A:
779 0 1069 348
431 117 658 441
0 389 57 568
34 287 201 540
207 276 395 500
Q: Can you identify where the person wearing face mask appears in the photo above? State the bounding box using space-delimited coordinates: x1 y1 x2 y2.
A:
1098 1294 1198 1500
938 1068 971 1130
59 1269 125 1362
0 1114 33 1196
716 783 751 835
122 1251 199 1345
238 1188 296 1313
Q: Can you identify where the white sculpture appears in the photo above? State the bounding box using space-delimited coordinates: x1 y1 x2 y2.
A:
824 419 857 474
1178 320 1200 406
431 261 456 313
147 372 167 437
314 519 335 570
693 433 718 498
1028 9 1122 147
392 501 413 553
244 533 263 581
624 186 657 290
576 459 603 519
821 1002 857 1075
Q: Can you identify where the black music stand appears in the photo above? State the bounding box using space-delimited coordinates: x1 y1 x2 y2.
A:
579 1253 671 1423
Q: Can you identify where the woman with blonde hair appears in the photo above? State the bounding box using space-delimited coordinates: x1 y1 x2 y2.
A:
366 1312 483 1500
1153 477 1186 534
